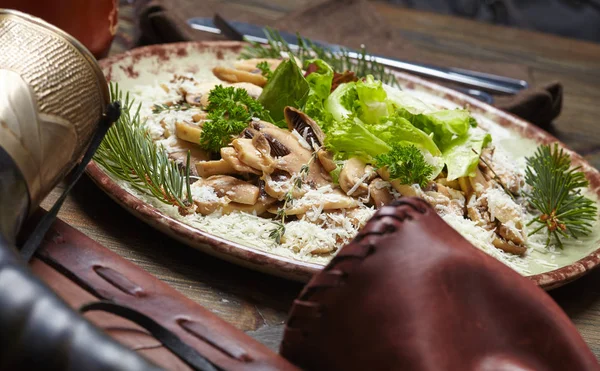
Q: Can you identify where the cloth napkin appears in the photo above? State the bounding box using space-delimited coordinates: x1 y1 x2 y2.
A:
133 0 562 128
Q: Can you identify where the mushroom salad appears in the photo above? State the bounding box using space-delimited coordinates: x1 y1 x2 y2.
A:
120 54 596 275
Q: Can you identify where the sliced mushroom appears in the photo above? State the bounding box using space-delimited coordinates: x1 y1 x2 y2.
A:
317 149 337 172
246 120 331 187
168 138 210 177
436 177 461 190
377 167 423 197
233 58 283 73
220 196 277 216
269 189 358 215
493 237 526 256
220 147 261 175
230 82 263 100
263 173 306 200
339 157 375 196
284 106 325 148
202 175 259 205
231 137 274 172
497 224 526 247
468 168 490 197
192 112 208 122
213 66 267 87
182 82 219 107
466 194 493 229
369 178 394 208
175 121 202 144
196 159 236 178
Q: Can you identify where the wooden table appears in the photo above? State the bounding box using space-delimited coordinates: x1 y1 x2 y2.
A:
41 0 600 357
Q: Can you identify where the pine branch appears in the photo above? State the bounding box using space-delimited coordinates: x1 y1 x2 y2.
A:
240 27 398 86
525 143 597 248
94 83 193 212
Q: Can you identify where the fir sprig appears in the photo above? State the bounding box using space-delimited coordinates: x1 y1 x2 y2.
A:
94 84 193 211
525 143 597 248
240 27 398 86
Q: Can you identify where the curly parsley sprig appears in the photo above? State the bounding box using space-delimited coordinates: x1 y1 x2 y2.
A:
375 144 434 188
200 85 269 152
525 143 598 248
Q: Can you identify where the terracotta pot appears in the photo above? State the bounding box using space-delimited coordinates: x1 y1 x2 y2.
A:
0 0 118 58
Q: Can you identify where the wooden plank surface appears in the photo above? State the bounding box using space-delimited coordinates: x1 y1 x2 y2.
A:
41 0 600 356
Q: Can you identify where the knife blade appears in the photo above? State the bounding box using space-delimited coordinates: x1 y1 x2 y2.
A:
187 17 528 95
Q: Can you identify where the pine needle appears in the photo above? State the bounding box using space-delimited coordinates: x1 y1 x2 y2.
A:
94 83 193 211
240 27 398 87
525 143 598 248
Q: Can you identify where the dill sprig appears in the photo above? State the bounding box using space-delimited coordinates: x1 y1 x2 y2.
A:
269 153 317 243
152 102 192 114
94 84 193 211
240 27 398 86
525 143 597 248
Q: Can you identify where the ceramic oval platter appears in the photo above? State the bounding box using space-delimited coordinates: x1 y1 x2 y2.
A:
92 41 600 289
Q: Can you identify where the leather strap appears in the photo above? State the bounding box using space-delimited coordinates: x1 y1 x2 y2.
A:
81 301 220 371
19 102 121 262
30 214 298 371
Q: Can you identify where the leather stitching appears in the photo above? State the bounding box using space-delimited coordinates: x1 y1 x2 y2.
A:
284 198 429 343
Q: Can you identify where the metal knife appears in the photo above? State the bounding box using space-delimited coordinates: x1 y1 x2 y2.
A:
187 16 528 95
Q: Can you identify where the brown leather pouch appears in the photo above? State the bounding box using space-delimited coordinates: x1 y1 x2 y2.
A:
30 215 297 371
281 198 599 370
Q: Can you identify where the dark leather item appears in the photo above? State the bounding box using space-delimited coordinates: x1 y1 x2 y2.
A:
280 198 600 370
30 214 299 371
0 147 29 243
0 244 160 371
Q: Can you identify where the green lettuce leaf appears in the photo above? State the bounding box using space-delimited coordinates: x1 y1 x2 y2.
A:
325 82 357 122
325 116 391 161
395 108 475 150
354 75 389 125
258 58 309 127
303 59 335 130
383 83 435 115
443 127 492 180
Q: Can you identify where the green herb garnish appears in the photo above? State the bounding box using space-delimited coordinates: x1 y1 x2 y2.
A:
94 84 193 211
152 102 191 114
375 144 434 188
525 143 597 248
269 153 317 244
256 61 273 80
240 27 398 86
201 85 268 152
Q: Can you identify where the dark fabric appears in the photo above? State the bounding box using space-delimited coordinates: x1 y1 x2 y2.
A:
280 198 600 370
495 81 563 129
132 0 562 127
